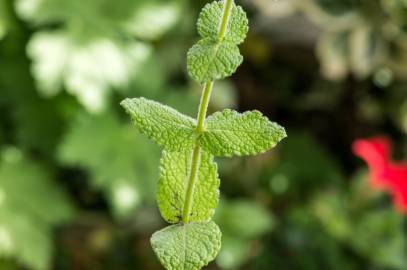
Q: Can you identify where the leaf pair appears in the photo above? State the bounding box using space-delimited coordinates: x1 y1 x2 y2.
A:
121 98 286 158
187 1 249 82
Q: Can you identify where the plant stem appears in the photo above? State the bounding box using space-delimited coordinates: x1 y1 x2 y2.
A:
182 146 201 224
196 81 214 132
218 0 234 41
182 0 234 224
182 81 213 223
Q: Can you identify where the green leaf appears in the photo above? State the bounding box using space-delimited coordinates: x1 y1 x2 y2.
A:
157 150 220 223
197 1 249 44
17 0 182 112
124 1 181 40
28 31 152 112
214 199 274 269
216 236 248 270
215 200 273 239
0 147 73 270
121 98 197 151
151 221 222 270
16 0 180 40
199 109 286 157
0 209 52 270
58 111 160 218
0 148 73 225
187 39 243 82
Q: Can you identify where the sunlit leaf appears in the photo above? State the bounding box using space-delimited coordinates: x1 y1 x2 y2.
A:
28 31 152 112
16 0 182 112
121 98 197 151
199 109 286 157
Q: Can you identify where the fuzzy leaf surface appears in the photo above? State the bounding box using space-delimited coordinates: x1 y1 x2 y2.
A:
187 39 242 82
199 109 287 157
197 1 249 44
151 221 221 270
157 149 220 223
121 98 196 151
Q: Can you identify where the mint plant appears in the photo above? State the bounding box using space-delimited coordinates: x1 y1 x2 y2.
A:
121 0 286 269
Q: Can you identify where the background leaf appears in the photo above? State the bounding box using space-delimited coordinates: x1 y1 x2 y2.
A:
58 110 160 218
0 147 73 270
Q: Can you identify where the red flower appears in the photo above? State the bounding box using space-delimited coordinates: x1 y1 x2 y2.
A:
352 136 407 213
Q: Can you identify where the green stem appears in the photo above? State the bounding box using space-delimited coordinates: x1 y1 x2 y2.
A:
182 0 234 224
196 81 214 132
218 0 234 41
182 146 201 224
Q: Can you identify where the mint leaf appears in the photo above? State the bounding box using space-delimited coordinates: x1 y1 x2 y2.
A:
151 221 221 270
157 150 220 223
199 109 286 157
187 39 243 82
197 1 249 45
121 98 197 151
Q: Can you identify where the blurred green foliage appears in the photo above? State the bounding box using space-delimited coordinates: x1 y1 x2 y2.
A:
58 110 160 219
215 199 273 269
252 0 407 83
0 0 406 269
16 0 182 112
0 147 73 270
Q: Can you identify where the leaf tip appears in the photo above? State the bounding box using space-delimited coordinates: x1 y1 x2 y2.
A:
120 98 132 110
